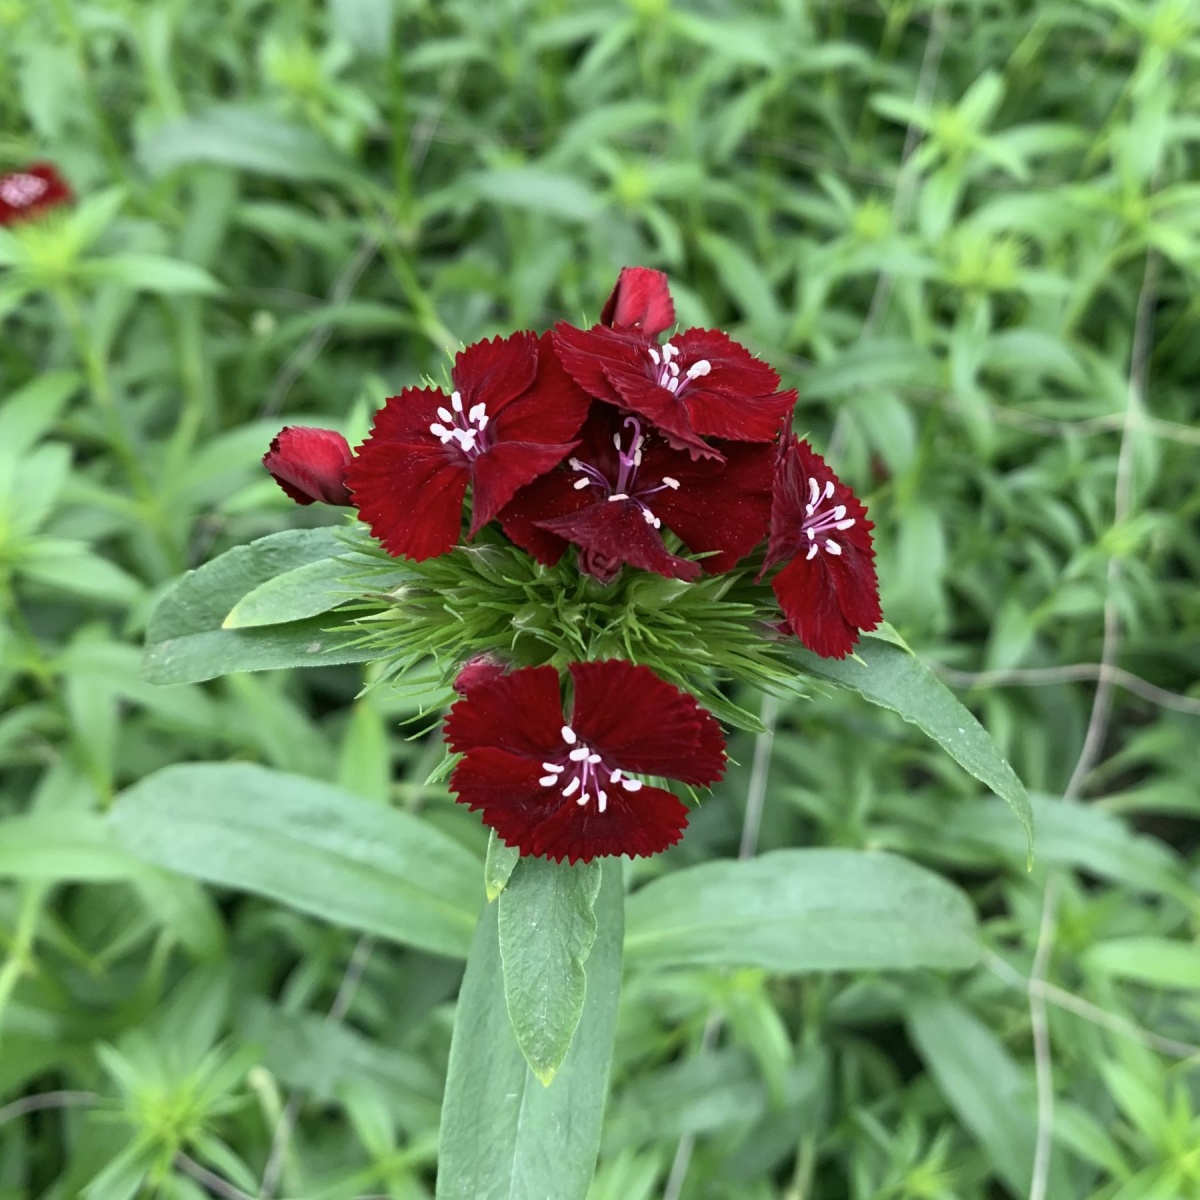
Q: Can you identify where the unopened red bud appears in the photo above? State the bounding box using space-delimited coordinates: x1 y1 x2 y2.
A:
263 426 354 506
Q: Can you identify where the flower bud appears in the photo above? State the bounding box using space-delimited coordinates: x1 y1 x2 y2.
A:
452 654 508 696
263 426 354 507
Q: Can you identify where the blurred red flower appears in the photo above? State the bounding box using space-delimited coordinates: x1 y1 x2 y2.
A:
599 265 675 338
0 163 72 225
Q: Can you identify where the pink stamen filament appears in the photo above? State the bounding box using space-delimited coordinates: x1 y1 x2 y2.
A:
537 725 644 814
568 416 680 530
802 475 857 559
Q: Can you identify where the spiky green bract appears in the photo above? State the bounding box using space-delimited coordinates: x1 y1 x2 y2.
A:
332 526 800 732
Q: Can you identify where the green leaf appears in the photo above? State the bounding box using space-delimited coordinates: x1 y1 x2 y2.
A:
0 813 145 882
139 106 354 182
467 167 604 220
498 857 602 1084
0 371 80 454
794 630 1033 853
142 527 375 683
108 763 483 958
484 831 521 901
1083 937 1200 989
222 555 364 628
437 859 623 1200
907 996 1070 1196
78 254 223 295
624 849 979 972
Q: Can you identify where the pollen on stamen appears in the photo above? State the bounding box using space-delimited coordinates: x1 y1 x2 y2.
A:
598 790 608 813
569 746 590 762
806 544 818 560
825 539 842 554
573 478 591 490
661 476 680 489
563 777 581 796
577 792 590 806
561 725 577 744
542 762 564 774
608 493 629 502
538 775 559 787
823 481 835 500
430 422 451 440
621 778 643 792
450 391 464 413
808 477 820 507
835 517 856 530
686 359 711 380
437 407 453 422
648 347 660 365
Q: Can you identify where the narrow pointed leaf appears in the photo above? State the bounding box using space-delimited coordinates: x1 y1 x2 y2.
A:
108 763 483 958
484 831 521 901
625 849 979 972
498 857 602 1084
794 629 1033 853
437 859 623 1200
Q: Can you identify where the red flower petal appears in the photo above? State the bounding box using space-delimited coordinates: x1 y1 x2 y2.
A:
451 332 538 418
0 163 72 225
262 426 354 506
450 747 687 863
763 437 881 657
347 387 469 560
599 266 675 338
444 663 564 759
568 660 726 786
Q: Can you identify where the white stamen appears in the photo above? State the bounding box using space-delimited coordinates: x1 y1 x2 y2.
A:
539 775 559 787
598 790 608 813
450 390 464 413
430 423 452 441
542 762 564 774
621 778 643 792
609 769 622 783
437 407 453 422
648 346 660 365
807 528 816 540
468 402 486 423
808 477 820 507
832 504 846 520
642 508 658 526
561 725 577 744
824 480 835 500
825 539 842 554
577 792 589 806
668 361 680 377
563 776 581 797
613 433 623 449
573 478 591 490
587 753 601 764
477 413 488 429
661 476 679 489
662 343 679 360
569 746 590 762
806 544 819 560
686 359 711 380
665 377 680 393
608 493 629 502
834 517 856 530
568 457 583 470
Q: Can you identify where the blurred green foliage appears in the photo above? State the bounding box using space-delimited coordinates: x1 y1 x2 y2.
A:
1 0 1199 1196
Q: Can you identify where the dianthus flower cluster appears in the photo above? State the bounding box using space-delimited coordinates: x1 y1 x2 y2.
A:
263 268 881 862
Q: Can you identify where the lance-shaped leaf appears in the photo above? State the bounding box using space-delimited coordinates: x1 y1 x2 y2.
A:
484 831 521 902
625 849 980 972
498 857 602 1084
109 763 483 959
794 627 1033 854
437 859 623 1200
141 527 373 683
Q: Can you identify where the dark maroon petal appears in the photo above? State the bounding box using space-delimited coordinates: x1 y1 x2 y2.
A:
552 322 633 406
537 500 701 582
0 163 72 225
568 660 726 786
672 327 781 398
452 655 508 697
644 440 774 573
348 388 468 560
449 747 688 864
443 664 564 759
496 476 575 566
771 554 868 658
600 267 675 338
262 426 354 506
452 332 538 417
469 440 579 535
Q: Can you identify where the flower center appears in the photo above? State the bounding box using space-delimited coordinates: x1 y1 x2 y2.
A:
429 390 489 460
802 476 857 559
538 723 644 814
0 173 49 209
647 341 711 395
568 416 680 530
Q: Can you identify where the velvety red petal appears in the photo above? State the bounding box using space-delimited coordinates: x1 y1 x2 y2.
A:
677 384 796 443
263 426 354 506
537 500 701 582
450 747 688 863
452 655 508 697
600 267 675 338
568 660 726 786
443 664 564 759
452 332 538 417
645 440 774 573
469 440 579 534
552 322 634 406
0 163 72 225
771 554 876 658
672 328 781 396
348 388 468 560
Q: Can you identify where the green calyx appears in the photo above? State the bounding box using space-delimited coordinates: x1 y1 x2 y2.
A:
336 526 801 731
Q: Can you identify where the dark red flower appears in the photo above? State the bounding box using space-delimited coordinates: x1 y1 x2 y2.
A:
554 322 795 459
760 437 881 658
452 654 508 697
0 163 72 225
263 426 354 506
348 332 590 561
445 659 726 863
497 406 774 582
600 266 675 339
